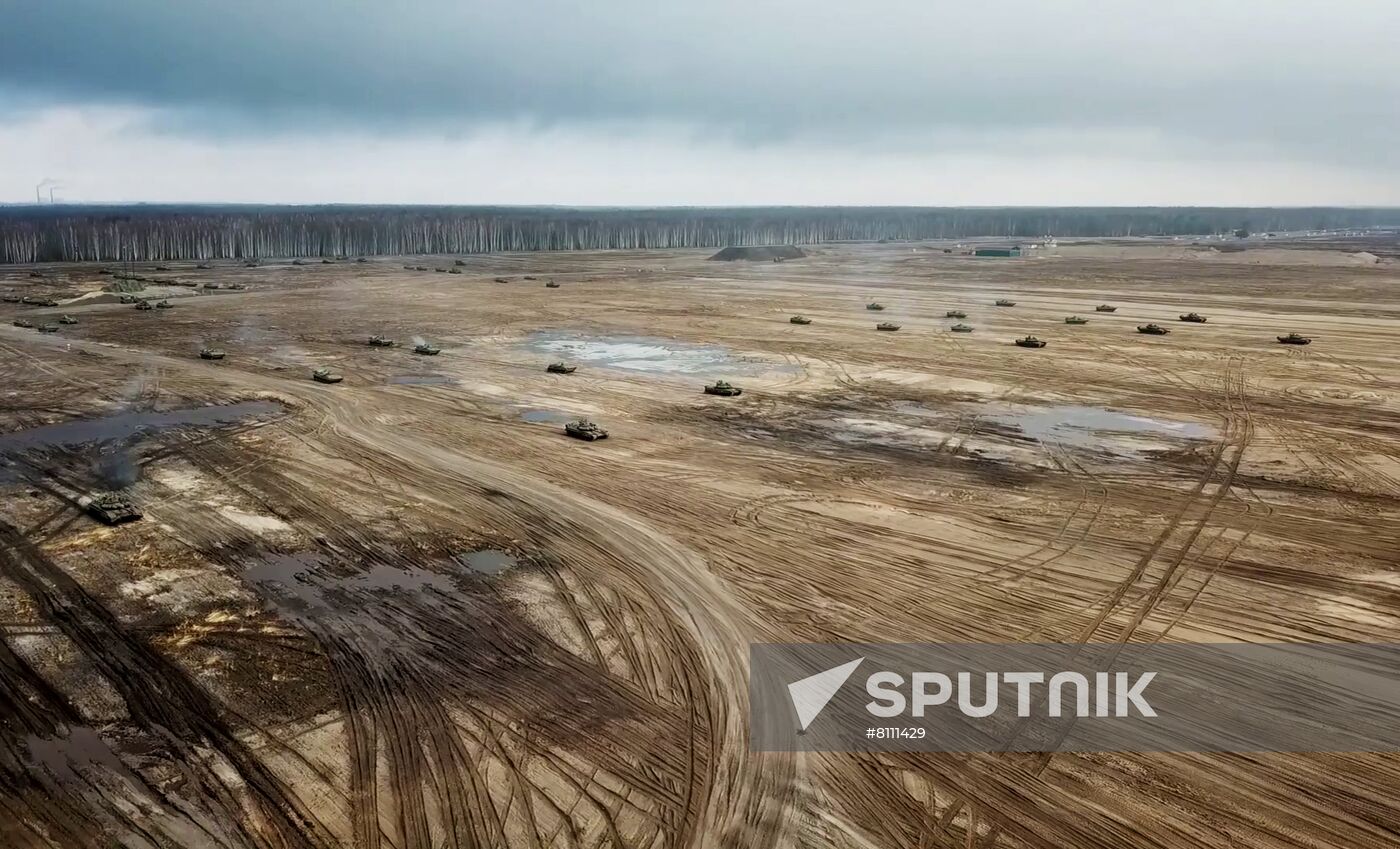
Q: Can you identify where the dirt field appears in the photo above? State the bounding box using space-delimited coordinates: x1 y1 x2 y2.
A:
2 240 1399 848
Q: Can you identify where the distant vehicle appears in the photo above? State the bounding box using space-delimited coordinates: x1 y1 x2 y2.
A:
81 492 142 525
866 302 885 310
155 265 170 271
244 260 258 267
404 265 414 270
134 300 153 311
118 294 139 304
995 299 1016 307
1096 304 1118 312
565 419 609 441
28 271 43 278
413 341 441 355
203 282 221 289
545 280 561 288
524 275 537 280
1014 335 1046 348
950 323 974 332
494 277 510 283
1179 313 1208 323
415 266 429 272
449 268 462 274
200 348 226 360
12 318 33 328
1277 332 1312 345
367 335 396 347
1137 323 1170 335
36 323 59 333
704 380 743 396
1064 316 1089 325
456 260 468 267
155 299 173 309
197 263 212 269
789 315 811 324
59 315 78 324
322 259 334 264
945 310 967 318
226 283 247 290
435 268 447 273
876 322 901 331
356 257 368 263
546 362 576 374
312 367 343 384
22 296 59 307
293 259 306 266
0 293 18 302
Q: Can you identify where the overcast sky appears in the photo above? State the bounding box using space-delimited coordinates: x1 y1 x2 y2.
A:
2 0 1398 206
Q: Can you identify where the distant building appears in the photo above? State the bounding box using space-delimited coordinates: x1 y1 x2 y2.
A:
974 246 1021 258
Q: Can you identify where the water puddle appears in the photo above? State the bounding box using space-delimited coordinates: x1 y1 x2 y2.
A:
527 332 783 376
0 401 284 455
388 374 457 386
984 404 1213 450
242 553 457 620
458 549 517 575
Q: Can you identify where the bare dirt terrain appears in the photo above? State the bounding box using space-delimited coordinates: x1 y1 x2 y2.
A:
1 240 1399 848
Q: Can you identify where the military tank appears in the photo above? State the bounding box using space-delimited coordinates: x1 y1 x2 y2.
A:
292 259 306 266
1014 335 1047 348
197 263 212 270
565 419 609 441
1137 323 1170 335
155 299 173 309
244 260 258 267
1095 304 1118 312
312 367 343 384
1064 316 1089 325
356 257 368 263
789 315 812 324
950 323 974 333
415 266 429 272
200 348 226 360
413 341 441 355
995 299 1016 307
1179 313 1208 323
0 293 18 303
945 310 967 319
118 294 139 304
704 380 743 397
155 265 171 271
545 280 561 288
36 323 59 333
22 296 59 307
81 492 142 525
1277 332 1312 345
866 302 886 311
134 300 153 311
226 283 247 290
449 268 462 274
58 314 78 324
546 362 577 374
876 322 901 331
12 318 33 328
367 335 396 347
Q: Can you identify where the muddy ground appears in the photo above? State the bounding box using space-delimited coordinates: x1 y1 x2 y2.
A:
1 240 1399 848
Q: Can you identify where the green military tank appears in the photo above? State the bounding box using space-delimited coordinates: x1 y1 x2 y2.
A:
945 310 967 319
293 259 306 266
1277 332 1312 345
118 293 139 304
704 380 743 397
36 323 59 333
995 299 1016 307
1014 335 1047 348
58 315 78 324
950 323 974 333
449 268 462 274
155 299 173 309
226 283 247 290
565 419 609 441
546 362 577 374
866 302 886 311
413 341 441 355
367 335 396 347
435 268 447 273
415 266 429 272
200 348 226 360
789 315 812 324
322 259 335 264
1137 323 1170 335
1064 316 1089 325
81 492 142 525
312 367 343 384
1179 312 1208 323
876 322 901 331
1095 304 1118 312
545 280 561 288
134 300 154 311
22 296 59 307
203 282 222 290
12 318 33 328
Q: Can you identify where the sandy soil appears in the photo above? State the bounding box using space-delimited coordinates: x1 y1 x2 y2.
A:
1 240 1399 848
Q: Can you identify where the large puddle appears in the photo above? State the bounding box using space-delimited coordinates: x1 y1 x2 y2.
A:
527 332 782 376
983 404 1213 450
0 401 284 455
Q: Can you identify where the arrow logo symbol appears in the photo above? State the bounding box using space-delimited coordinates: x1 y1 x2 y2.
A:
787 657 864 731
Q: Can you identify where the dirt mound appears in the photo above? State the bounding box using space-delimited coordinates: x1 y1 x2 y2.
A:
708 245 806 262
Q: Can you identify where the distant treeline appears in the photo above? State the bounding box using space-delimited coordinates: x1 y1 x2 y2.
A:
1 205 1396 263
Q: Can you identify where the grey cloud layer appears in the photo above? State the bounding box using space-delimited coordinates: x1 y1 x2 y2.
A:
3 0 1399 163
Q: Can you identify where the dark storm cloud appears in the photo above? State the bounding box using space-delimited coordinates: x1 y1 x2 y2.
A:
3 0 1399 163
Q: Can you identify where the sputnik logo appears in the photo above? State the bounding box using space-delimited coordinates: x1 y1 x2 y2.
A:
787 657 864 731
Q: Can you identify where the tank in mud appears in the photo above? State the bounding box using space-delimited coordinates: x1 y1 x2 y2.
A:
22 296 60 307
1179 312 1208 323
1137 323 1170 335
118 294 139 304
545 280 561 288
565 419 609 441
1064 316 1089 325
13 318 34 328
415 266 429 272
1277 332 1312 345
197 263 212 269
322 259 335 264
494 277 510 284
413 342 441 355
449 268 462 274
789 315 812 324
876 322 901 331
1014 335 1046 348
312 367 344 384
134 300 154 311
546 362 577 374
866 302 886 311
367 335 396 347
293 259 306 266
950 323 974 332
200 348 226 360
226 283 247 290
244 260 258 267
703 380 743 396
945 310 967 318
36 323 59 333
155 299 173 309
995 299 1017 307
1095 304 1118 312
435 268 447 273
203 282 222 290
82 492 142 525
356 257 368 263
455 260 468 267
154 265 171 271
0 293 18 303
